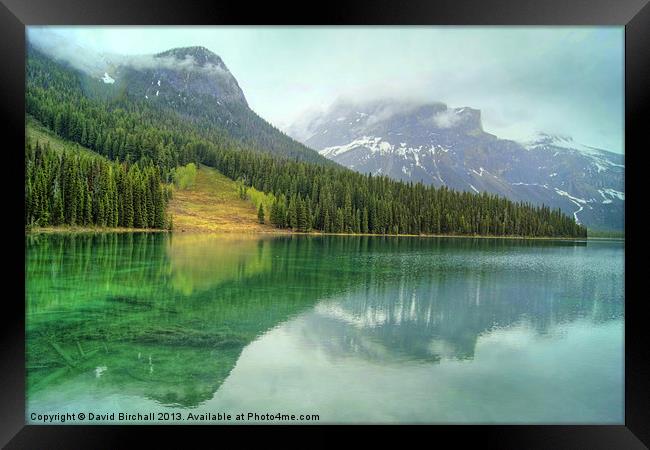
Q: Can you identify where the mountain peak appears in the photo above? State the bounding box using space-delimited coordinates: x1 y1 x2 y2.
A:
155 46 226 69
525 133 584 151
528 133 573 145
327 99 483 131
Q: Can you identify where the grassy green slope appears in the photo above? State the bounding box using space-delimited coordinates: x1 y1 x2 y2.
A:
168 164 284 234
26 115 99 158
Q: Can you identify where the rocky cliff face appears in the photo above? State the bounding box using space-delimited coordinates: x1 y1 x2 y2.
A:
119 46 248 106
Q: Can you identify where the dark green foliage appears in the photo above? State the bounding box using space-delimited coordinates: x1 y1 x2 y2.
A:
296 198 308 232
269 196 286 228
257 203 265 224
25 139 168 229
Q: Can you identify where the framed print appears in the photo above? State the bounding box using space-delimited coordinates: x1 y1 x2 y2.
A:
1 0 648 447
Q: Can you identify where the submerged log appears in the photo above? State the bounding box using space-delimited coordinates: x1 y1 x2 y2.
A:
49 340 77 368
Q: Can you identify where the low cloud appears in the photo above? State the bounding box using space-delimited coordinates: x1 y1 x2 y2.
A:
27 28 109 76
118 54 230 78
364 101 420 127
432 109 461 128
27 28 230 81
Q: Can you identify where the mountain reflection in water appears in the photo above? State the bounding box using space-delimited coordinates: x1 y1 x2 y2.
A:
26 233 623 423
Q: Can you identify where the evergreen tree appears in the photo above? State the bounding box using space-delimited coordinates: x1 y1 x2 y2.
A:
53 189 63 226
335 208 344 233
288 195 298 229
323 209 331 233
270 199 281 227
258 203 265 224
362 207 369 234
84 191 92 226
297 199 307 232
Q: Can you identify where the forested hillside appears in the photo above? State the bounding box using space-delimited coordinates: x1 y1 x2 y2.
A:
25 137 170 229
25 45 587 238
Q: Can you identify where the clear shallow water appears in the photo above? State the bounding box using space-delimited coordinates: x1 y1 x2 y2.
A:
26 233 624 424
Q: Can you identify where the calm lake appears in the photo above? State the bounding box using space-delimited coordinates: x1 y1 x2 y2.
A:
26 233 624 424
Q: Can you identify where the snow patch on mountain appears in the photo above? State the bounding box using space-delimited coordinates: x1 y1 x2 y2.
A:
101 72 115 84
512 182 550 189
598 188 624 202
526 133 624 172
320 136 393 157
413 152 423 168
555 189 587 204
554 188 593 223
526 134 597 154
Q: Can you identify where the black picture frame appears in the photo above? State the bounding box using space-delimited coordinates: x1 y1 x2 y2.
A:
1 0 647 447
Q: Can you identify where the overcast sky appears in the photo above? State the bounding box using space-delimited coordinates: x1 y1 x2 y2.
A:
28 26 624 153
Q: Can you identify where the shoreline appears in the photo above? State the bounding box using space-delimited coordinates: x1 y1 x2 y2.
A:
26 226 170 234
24 226 613 241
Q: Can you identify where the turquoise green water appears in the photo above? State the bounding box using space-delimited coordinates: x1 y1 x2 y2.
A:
26 233 624 424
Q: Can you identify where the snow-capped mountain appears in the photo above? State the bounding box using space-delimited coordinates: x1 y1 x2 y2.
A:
288 100 624 231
